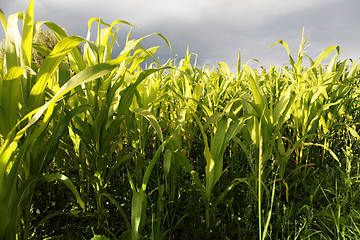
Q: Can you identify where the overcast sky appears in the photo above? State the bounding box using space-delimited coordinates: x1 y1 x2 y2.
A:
1 0 359 71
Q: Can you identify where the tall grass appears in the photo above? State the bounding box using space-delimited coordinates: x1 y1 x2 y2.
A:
0 1 360 239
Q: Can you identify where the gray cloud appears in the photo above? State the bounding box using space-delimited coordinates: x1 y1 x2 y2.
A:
1 0 358 72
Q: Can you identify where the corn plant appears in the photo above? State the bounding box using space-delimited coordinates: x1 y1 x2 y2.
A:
1 2 360 238
0 1 154 238
271 34 344 169
239 61 294 239
152 53 249 229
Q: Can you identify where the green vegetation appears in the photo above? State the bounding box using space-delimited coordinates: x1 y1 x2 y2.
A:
0 1 359 239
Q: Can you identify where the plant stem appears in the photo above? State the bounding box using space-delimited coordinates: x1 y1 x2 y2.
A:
258 132 263 240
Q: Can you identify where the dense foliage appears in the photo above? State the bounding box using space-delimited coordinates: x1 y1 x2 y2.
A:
0 1 359 239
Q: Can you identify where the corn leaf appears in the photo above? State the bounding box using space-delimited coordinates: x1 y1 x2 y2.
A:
20 0 34 67
41 173 85 210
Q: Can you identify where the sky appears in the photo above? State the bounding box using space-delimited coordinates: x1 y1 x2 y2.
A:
1 0 359 71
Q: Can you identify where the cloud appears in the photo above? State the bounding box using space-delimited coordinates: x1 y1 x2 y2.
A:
0 0 358 72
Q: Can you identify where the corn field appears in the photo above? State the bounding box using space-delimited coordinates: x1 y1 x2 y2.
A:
1 1 360 239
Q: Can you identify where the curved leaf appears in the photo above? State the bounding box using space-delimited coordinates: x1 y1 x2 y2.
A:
40 173 85 210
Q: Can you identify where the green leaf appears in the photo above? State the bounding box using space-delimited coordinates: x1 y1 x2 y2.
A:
25 60 125 132
132 108 164 146
142 145 163 191
0 10 7 32
204 112 222 130
347 126 360 141
307 45 338 72
20 0 34 67
101 192 130 230
271 40 296 68
236 49 241 79
40 173 85 210
32 43 51 57
5 12 23 70
29 35 86 109
243 65 264 112
211 116 227 160
131 189 146 240
90 235 110 240
303 142 340 166
273 86 292 124
164 149 172 179
117 67 171 116
0 66 24 137
204 146 215 201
